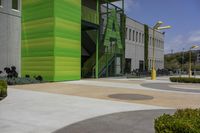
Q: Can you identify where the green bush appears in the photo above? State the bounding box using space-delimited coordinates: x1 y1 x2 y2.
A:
0 80 7 98
0 76 42 85
170 77 200 83
155 109 200 133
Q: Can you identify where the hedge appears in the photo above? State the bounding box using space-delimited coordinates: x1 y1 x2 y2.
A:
170 77 200 83
0 80 7 98
155 109 200 133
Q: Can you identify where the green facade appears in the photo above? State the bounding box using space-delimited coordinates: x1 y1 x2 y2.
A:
22 0 81 81
22 0 123 81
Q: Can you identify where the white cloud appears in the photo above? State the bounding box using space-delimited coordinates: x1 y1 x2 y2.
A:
165 30 200 53
188 31 200 43
112 0 140 13
165 35 185 53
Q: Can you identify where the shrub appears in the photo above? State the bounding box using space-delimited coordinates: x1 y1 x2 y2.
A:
155 109 200 133
0 80 7 98
170 77 200 83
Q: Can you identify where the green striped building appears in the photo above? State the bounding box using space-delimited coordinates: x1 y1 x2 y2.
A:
22 0 125 81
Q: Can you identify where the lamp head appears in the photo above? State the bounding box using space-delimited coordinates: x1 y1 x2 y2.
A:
153 21 163 29
157 26 172 30
190 45 199 50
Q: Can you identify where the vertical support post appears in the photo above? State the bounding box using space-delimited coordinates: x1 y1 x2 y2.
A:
122 0 124 13
151 29 156 80
189 50 192 78
106 2 109 77
95 0 99 79
121 0 125 76
106 46 109 77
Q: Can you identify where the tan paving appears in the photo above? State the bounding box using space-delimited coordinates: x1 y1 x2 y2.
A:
12 80 200 109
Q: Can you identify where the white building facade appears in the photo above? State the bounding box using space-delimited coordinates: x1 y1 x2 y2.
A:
0 0 21 73
125 17 165 72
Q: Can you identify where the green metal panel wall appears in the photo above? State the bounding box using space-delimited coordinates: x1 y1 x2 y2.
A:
22 0 81 81
22 0 55 81
54 0 81 81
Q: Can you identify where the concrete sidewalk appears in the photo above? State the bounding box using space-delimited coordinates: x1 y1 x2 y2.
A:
0 88 165 133
13 78 200 108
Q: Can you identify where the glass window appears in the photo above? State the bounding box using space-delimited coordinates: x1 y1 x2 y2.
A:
126 28 128 39
129 29 132 40
150 37 152 45
132 30 135 41
139 33 141 43
136 32 138 42
142 34 144 43
0 0 2 6
12 0 18 10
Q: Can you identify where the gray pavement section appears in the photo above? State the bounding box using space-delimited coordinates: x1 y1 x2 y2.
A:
141 83 200 93
54 109 175 133
108 94 154 100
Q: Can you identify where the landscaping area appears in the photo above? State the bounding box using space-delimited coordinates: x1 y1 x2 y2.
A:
0 80 7 100
155 109 200 133
0 66 44 85
170 77 200 83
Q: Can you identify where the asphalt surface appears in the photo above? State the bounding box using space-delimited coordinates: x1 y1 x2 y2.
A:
141 83 200 93
54 109 175 133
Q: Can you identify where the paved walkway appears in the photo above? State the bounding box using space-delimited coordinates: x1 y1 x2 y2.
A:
13 79 200 108
0 88 165 133
1 77 200 133
141 82 200 93
54 109 175 133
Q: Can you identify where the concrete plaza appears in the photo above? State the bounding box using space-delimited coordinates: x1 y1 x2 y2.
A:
0 77 200 133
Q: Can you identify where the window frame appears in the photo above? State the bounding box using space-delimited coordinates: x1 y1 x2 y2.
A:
139 33 141 43
136 32 138 42
12 0 19 11
132 30 135 41
126 28 128 39
129 29 132 40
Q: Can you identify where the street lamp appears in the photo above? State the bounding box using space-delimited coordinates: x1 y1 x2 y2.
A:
181 48 185 76
188 45 199 78
151 21 171 80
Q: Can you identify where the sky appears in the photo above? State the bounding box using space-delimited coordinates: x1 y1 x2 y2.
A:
114 0 200 54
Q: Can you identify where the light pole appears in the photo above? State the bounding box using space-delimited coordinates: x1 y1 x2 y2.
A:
181 48 185 76
189 45 199 78
151 21 171 80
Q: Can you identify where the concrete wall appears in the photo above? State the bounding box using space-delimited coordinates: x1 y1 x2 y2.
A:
125 17 164 71
0 0 21 74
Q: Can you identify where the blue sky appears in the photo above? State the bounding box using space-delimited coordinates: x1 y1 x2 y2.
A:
114 0 200 53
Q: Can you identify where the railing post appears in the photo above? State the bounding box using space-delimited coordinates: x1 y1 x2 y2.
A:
95 0 99 79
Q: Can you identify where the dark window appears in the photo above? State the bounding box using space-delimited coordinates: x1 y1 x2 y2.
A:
12 0 18 10
142 34 144 43
139 33 141 43
136 32 138 42
0 0 2 6
126 28 128 39
129 29 131 40
125 59 132 74
132 30 135 41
